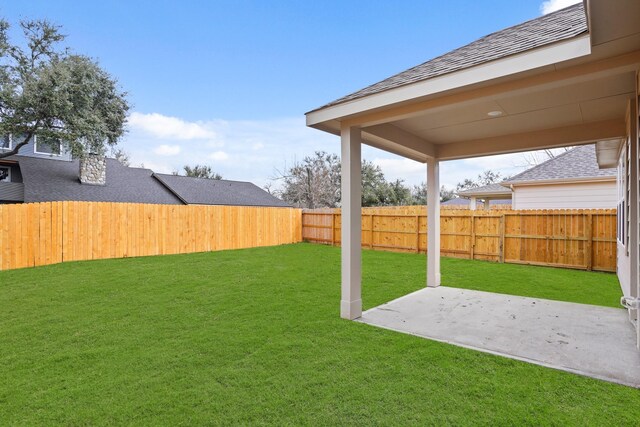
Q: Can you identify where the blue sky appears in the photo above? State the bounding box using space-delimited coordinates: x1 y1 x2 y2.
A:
1 0 579 188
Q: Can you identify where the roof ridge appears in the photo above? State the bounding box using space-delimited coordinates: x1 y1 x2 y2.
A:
154 172 254 185
504 145 580 182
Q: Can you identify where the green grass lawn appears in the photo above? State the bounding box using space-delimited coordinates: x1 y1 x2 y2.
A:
0 243 637 425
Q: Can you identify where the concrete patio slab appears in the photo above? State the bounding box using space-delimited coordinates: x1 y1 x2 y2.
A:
358 287 640 388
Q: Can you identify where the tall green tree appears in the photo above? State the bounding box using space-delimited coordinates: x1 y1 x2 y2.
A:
0 19 129 158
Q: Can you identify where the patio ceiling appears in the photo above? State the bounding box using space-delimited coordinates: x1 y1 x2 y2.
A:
306 0 640 163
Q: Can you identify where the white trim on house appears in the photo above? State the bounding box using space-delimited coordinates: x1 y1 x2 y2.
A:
0 134 11 151
34 136 62 156
508 175 616 187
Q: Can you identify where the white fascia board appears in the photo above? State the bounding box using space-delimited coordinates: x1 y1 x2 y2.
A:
457 190 512 197
457 194 512 200
507 175 616 187
307 35 592 127
595 138 625 168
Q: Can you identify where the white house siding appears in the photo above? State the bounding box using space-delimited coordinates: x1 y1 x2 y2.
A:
511 181 616 210
618 242 631 298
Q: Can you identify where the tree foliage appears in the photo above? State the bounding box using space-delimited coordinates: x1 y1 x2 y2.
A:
0 19 129 158
179 164 223 180
274 151 453 208
455 170 507 191
411 183 455 205
110 147 130 166
519 147 572 167
277 152 341 209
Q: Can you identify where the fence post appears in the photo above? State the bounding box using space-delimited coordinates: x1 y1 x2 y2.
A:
331 213 336 246
415 215 420 253
370 214 374 249
469 213 476 260
586 213 593 271
499 214 505 263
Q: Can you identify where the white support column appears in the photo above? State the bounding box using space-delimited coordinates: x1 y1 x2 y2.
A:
340 125 362 320
485 198 492 210
469 197 477 211
636 78 640 348
427 157 441 287
629 88 639 332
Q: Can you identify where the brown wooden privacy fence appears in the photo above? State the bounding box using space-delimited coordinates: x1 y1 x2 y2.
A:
302 207 617 272
0 201 303 271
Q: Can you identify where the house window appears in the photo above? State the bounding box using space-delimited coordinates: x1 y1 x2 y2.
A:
34 136 62 155
0 135 10 150
0 166 10 182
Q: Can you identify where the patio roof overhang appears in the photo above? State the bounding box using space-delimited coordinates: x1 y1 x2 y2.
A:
306 1 640 163
306 0 640 323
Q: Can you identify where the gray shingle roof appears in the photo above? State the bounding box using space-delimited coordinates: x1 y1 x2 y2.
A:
153 174 291 207
457 182 512 197
314 3 587 111
504 144 616 184
442 198 471 206
442 198 511 206
15 156 183 204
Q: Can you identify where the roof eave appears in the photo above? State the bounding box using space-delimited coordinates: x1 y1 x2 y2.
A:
306 34 592 129
506 175 616 186
457 190 512 198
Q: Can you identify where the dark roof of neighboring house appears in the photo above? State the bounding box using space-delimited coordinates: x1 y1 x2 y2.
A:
442 198 471 206
315 3 587 110
153 173 291 207
503 144 616 184
457 183 513 197
13 155 183 204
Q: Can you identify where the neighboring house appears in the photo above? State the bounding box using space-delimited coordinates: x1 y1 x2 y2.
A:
1 133 72 161
153 174 290 207
0 135 289 207
456 183 512 210
458 145 617 210
441 197 511 209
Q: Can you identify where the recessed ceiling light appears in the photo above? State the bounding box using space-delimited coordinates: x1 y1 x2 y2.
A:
487 110 503 117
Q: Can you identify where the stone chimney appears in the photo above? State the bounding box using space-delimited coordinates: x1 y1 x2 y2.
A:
79 154 106 185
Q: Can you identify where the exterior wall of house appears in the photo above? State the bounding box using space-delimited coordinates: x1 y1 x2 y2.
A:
0 134 72 161
0 163 24 203
511 181 617 210
616 140 631 298
616 87 639 338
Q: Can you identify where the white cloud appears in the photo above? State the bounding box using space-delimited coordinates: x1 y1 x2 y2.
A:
209 150 229 161
540 0 580 15
122 111 536 192
153 144 181 156
128 112 217 140
370 157 425 185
